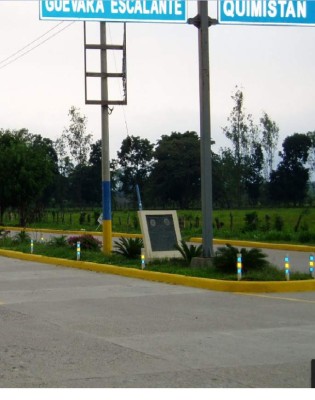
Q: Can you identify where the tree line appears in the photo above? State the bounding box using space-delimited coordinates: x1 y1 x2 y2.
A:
1 90 315 226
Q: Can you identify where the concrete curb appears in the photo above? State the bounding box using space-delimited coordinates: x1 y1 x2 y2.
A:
190 237 315 252
1 248 315 293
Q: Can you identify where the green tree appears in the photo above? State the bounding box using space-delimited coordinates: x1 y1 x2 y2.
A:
306 131 315 172
55 106 93 175
116 135 154 201
0 129 57 225
280 133 311 166
269 133 312 205
215 148 239 208
260 112 279 180
222 88 261 205
68 139 104 206
148 131 200 208
223 88 251 165
89 139 102 169
53 107 94 207
211 152 230 208
243 142 264 205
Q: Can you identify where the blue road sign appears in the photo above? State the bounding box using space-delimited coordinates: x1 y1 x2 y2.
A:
40 0 187 23
218 0 315 26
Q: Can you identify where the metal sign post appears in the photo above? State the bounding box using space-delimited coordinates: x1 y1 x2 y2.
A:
199 1 214 258
189 2 217 258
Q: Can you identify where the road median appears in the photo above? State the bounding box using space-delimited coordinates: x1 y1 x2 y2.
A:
1 248 315 294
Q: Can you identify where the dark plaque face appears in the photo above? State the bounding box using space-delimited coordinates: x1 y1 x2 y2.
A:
146 214 177 252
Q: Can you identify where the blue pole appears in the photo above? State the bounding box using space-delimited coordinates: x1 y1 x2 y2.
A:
136 184 143 210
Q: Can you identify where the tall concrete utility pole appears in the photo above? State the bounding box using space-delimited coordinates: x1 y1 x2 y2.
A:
100 22 112 254
84 22 126 254
189 1 217 258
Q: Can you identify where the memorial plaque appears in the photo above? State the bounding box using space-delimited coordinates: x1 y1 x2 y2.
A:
138 210 182 260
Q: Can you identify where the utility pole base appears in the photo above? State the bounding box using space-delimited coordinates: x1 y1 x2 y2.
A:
190 257 213 269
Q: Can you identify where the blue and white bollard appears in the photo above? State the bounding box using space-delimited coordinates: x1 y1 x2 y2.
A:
309 254 315 278
141 248 145 270
77 241 81 261
284 255 290 281
237 253 242 281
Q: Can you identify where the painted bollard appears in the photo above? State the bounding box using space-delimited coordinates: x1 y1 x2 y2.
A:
30 239 34 254
77 241 81 261
310 255 315 278
284 255 290 281
237 253 242 281
141 248 145 270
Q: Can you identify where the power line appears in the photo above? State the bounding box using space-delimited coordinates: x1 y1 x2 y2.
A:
0 21 64 66
0 21 76 70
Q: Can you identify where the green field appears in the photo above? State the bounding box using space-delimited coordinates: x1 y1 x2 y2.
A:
2 207 315 244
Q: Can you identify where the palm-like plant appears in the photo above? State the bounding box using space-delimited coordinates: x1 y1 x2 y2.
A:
213 244 268 274
114 237 144 259
174 240 203 264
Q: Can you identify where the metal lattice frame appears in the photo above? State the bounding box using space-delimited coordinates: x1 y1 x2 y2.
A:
84 22 127 106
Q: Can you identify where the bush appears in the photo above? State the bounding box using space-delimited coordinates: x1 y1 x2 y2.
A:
213 244 269 274
114 237 143 259
67 234 101 251
48 235 68 247
297 231 315 243
274 215 284 231
0 229 10 239
243 212 259 232
174 240 203 264
13 230 31 244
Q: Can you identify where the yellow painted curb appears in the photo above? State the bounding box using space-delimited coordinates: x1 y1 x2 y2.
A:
0 249 315 293
190 237 315 253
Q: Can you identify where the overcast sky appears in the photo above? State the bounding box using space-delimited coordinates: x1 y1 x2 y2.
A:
1 0 315 160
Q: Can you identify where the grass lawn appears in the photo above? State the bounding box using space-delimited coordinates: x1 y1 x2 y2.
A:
2 207 315 244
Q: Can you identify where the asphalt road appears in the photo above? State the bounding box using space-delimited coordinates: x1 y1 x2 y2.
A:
0 256 315 388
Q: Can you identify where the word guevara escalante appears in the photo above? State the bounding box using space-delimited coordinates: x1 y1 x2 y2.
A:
43 0 184 16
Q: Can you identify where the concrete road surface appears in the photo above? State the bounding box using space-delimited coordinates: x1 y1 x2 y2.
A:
0 256 315 388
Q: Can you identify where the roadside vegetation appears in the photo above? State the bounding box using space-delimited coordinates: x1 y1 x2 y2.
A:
1 90 315 282
0 230 311 282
